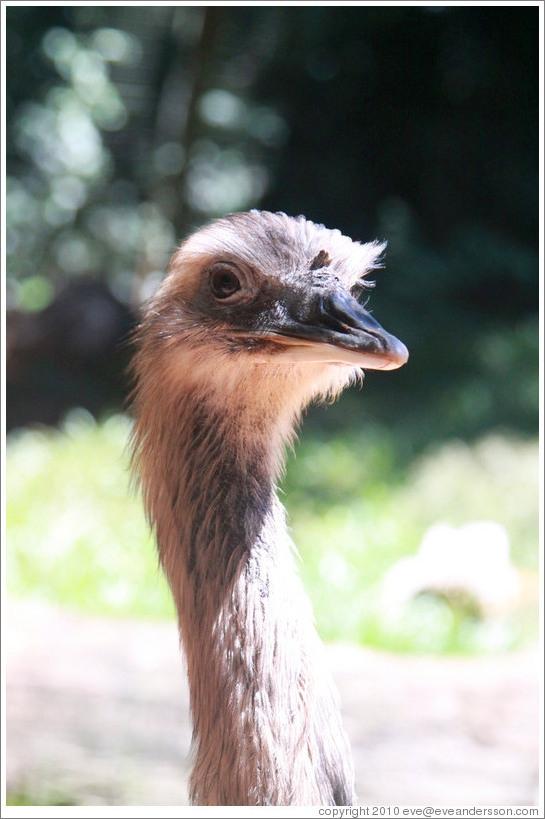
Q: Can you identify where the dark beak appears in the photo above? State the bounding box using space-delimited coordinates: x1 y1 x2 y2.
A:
260 288 408 371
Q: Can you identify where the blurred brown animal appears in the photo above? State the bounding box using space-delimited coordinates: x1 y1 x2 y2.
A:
130 211 408 805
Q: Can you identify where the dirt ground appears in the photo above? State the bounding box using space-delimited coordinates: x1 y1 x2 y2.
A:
5 599 541 807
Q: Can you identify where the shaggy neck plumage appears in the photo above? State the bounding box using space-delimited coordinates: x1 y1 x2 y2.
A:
132 371 355 806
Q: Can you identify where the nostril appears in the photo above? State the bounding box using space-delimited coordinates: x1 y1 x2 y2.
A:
320 291 374 335
318 294 354 334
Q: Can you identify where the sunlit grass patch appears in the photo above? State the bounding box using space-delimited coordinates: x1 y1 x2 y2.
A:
6 410 539 653
6 410 174 620
286 429 539 653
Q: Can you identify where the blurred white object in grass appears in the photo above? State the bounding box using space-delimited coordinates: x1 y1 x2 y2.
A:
381 520 520 619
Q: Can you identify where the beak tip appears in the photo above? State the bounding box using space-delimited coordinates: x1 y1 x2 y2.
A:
384 339 409 370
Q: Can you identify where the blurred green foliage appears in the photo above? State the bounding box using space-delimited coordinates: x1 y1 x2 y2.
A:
6 5 539 443
7 412 171 619
6 412 538 655
289 428 538 653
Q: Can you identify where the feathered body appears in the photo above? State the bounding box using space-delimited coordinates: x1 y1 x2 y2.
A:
130 211 407 805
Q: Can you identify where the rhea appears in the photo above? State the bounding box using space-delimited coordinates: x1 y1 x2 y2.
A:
130 210 408 806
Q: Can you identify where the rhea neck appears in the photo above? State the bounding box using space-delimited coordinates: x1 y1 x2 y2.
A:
143 361 307 661
172 386 281 589
141 363 355 805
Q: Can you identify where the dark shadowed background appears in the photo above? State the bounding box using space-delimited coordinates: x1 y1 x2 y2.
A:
6 4 538 443
5 3 541 809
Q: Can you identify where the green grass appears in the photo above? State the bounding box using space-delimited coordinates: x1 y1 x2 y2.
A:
6 409 539 654
287 428 539 653
6 410 174 620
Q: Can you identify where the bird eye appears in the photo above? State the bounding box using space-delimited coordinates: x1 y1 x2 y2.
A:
209 265 242 300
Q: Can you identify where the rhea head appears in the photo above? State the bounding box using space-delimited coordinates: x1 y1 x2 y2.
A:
135 210 408 445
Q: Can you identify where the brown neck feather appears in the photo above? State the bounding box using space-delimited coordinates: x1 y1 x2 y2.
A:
131 360 356 806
